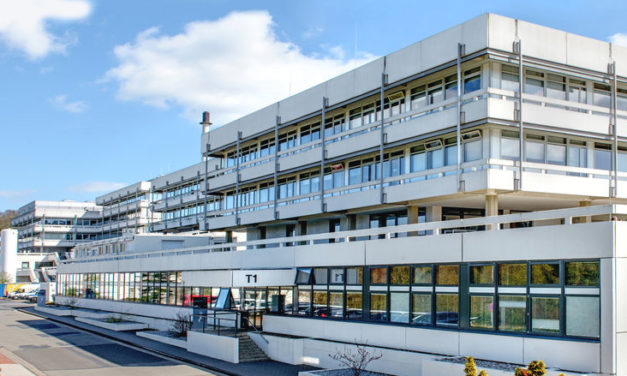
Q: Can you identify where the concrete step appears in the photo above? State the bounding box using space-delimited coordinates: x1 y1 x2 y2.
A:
238 334 269 362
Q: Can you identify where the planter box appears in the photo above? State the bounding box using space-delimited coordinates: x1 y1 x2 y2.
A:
72 309 116 320
75 317 148 331
137 331 187 349
421 359 588 376
35 305 74 317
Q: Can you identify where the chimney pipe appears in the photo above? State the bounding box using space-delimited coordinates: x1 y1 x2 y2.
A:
200 111 212 133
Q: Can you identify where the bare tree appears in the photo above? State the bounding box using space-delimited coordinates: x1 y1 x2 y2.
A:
329 343 383 376
169 312 192 338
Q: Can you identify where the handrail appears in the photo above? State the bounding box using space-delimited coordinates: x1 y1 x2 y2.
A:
63 204 627 264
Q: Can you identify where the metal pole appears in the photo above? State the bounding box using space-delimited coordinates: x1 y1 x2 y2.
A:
204 144 209 232
321 97 328 212
273 115 280 219
379 58 387 204
456 43 464 191
235 131 241 225
517 40 524 190
611 62 618 198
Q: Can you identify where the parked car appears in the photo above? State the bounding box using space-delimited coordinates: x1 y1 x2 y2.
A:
8 288 25 299
26 290 40 303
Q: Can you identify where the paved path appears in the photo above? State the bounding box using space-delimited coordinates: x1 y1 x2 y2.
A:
8 301 316 376
0 300 220 376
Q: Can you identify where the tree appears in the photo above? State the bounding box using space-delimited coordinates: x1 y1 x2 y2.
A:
0 210 17 231
0 272 12 284
329 343 383 376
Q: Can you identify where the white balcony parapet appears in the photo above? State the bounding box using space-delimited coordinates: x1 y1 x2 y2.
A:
63 204 625 265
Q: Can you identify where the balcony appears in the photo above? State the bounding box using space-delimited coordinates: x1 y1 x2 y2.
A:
152 192 204 212
60 204 624 274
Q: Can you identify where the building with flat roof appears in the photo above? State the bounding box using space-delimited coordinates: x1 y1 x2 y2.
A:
52 14 627 376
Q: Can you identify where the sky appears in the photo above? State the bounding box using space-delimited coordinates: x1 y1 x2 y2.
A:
1 0 627 211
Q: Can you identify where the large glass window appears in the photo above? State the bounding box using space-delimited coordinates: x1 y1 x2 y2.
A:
470 265 493 285
297 290 311 316
470 295 494 329
499 263 527 286
531 263 560 285
329 292 344 318
566 261 600 286
499 295 526 332
370 267 387 285
436 294 459 326
411 293 432 325
370 293 388 321
347 267 363 285
531 297 560 334
313 268 328 285
594 144 612 170
436 265 459 285
313 291 328 317
501 131 520 160
413 266 432 284
346 292 362 320
390 292 410 323
566 296 599 338
501 65 519 92
390 266 410 285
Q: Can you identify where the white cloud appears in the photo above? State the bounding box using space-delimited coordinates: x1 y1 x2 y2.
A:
0 0 91 59
0 189 36 199
303 25 324 39
67 181 126 194
610 33 627 48
106 10 376 124
49 94 87 113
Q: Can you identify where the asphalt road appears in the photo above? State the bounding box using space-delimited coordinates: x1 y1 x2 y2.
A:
0 300 222 376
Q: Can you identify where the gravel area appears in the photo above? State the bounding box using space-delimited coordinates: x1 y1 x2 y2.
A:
439 356 524 372
309 369 392 376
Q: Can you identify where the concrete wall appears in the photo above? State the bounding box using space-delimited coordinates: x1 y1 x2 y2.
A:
187 331 239 363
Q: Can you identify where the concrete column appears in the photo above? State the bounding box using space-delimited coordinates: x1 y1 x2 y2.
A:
407 206 419 236
573 200 592 223
485 195 499 230
425 206 442 222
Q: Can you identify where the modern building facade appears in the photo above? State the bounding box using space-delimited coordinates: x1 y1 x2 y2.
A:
53 14 627 376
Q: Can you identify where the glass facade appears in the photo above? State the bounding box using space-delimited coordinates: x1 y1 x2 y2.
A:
58 259 600 340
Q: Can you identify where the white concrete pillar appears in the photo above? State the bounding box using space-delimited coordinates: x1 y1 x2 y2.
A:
485 195 499 230
425 206 442 222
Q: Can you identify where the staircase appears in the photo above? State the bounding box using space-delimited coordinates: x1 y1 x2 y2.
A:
238 334 268 362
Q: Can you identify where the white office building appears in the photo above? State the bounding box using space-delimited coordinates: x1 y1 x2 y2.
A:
53 14 627 376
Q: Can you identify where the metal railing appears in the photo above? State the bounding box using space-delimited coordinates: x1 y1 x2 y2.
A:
63 204 627 264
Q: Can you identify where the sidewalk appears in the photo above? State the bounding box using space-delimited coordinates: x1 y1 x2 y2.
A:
20 306 316 376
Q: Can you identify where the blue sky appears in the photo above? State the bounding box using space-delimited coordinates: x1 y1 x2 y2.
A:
1 0 627 211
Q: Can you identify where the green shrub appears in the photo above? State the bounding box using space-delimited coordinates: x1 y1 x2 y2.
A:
527 360 546 376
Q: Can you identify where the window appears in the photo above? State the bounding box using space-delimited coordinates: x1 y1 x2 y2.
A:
390 292 410 323
464 67 481 93
370 267 387 285
347 267 363 285
568 79 587 104
499 263 527 286
413 266 432 284
525 134 545 163
390 266 410 285
410 85 426 109
21 262 29 269
329 268 345 284
297 290 311 315
436 265 458 285
295 268 313 285
593 83 611 108
525 70 544 96
470 295 494 329
499 295 526 332
313 291 328 317
565 261 599 286
410 145 426 174
370 293 387 321
566 296 599 338
411 293 432 325
594 143 612 170
436 294 458 326
470 265 493 285
329 291 343 318
313 268 328 285
501 131 520 160
531 263 560 285
346 292 362 320
444 74 457 99
546 137 566 165
501 65 519 92
546 73 566 100
531 297 560 334
462 131 482 162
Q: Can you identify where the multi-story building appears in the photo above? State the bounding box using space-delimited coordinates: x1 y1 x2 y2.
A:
55 14 627 376
11 200 102 255
150 162 206 234
96 181 155 239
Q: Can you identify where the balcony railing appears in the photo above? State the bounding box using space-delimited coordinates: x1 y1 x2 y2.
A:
63 204 626 265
